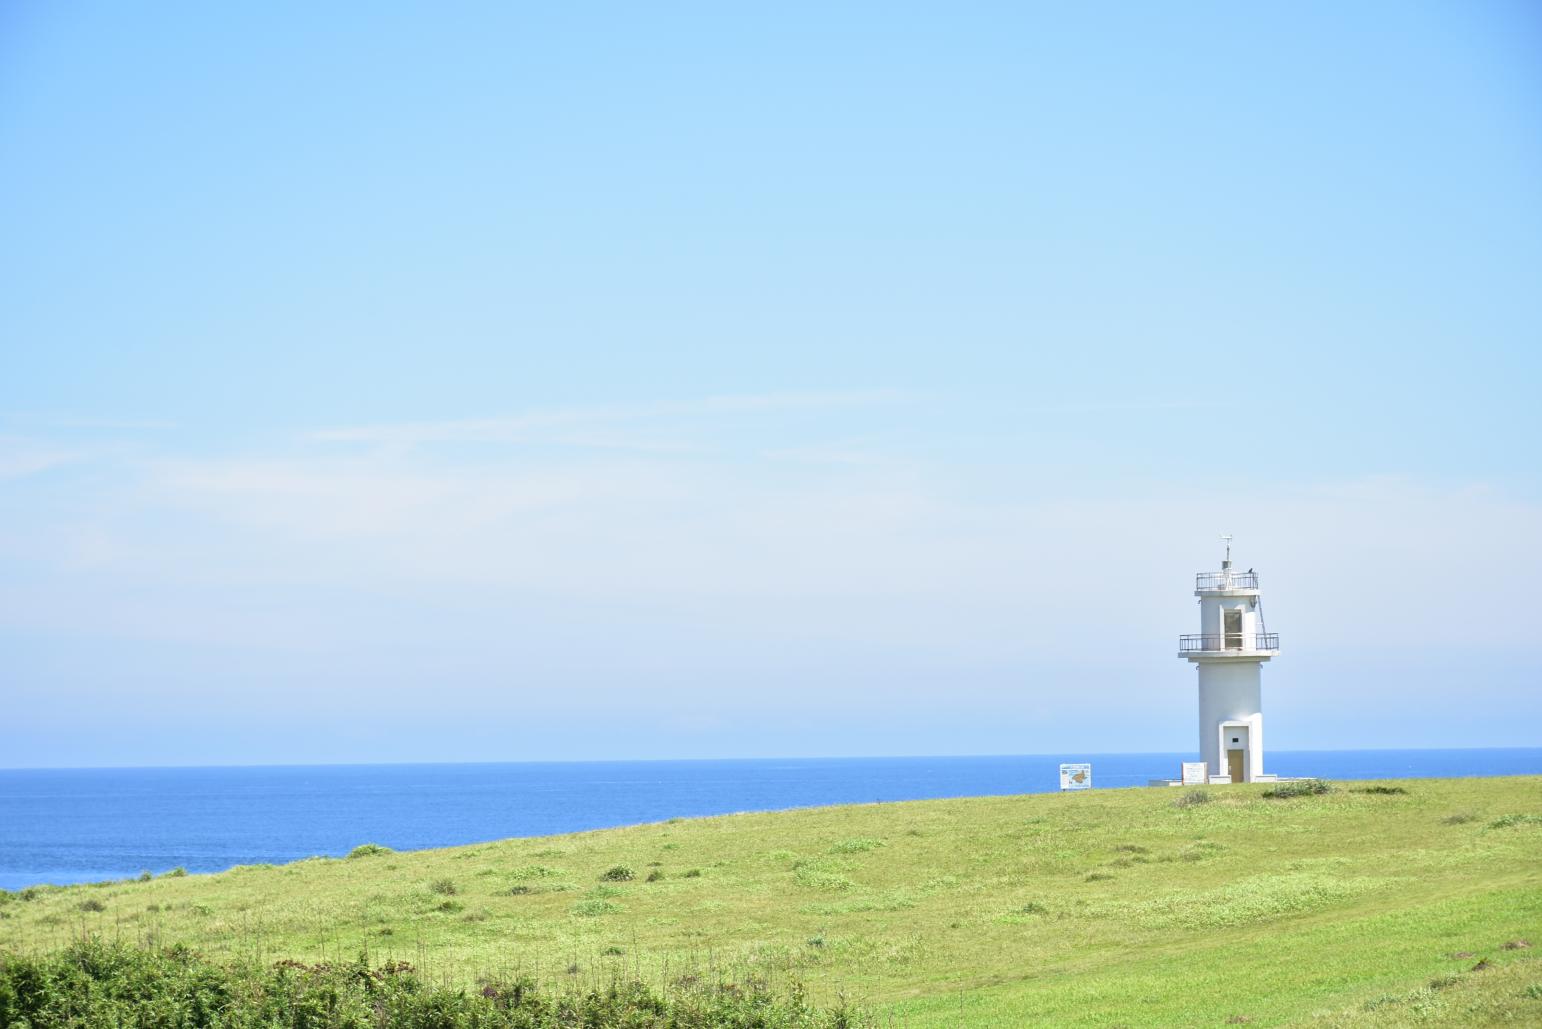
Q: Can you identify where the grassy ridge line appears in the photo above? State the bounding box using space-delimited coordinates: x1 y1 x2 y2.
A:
2 776 1540 1027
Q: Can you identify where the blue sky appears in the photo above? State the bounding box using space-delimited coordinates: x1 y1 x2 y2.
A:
2 2 1539 767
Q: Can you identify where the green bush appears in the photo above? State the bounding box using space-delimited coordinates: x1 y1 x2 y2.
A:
165 867 188 878
0 938 867 1027
571 898 620 917
1487 813 1542 829
429 878 457 895
1262 779 1332 799
78 898 106 913
1352 785 1408 795
1172 789 1211 808
599 865 635 882
347 843 394 858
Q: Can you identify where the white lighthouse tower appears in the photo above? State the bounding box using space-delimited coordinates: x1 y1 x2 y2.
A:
1178 536 1280 783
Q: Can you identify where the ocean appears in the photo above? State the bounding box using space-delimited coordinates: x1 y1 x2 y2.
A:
2 749 1538 891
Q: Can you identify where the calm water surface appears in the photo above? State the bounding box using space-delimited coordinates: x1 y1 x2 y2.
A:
2 749 1538 890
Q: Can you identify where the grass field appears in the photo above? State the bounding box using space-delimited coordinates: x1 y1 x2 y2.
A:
3 776 1540 1026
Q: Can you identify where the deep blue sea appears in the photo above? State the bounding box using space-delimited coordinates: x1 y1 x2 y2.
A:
2 749 1538 891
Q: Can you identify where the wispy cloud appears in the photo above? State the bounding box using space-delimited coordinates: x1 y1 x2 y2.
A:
0 414 177 431
0 436 86 481
309 390 909 447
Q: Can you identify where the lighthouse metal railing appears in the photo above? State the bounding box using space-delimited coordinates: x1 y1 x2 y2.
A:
1195 571 1259 591
1178 633 1279 653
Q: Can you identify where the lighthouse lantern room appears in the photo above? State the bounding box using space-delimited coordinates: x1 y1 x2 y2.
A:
1178 536 1281 784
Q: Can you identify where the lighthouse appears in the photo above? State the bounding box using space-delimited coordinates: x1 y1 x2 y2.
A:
1178 536 1280 783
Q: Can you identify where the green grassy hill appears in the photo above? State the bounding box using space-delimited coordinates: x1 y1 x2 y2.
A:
4 777 1540 1026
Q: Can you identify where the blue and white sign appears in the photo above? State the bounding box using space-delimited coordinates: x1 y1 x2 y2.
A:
1059 763 1092 791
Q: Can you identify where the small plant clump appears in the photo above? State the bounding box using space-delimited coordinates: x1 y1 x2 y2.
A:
1172 789 1212 808
1487 813 1542 829
429 878 458 896
348 843 394 859
571 898 619 917
1442 811 1480 825
1352 785 1409 795
78 898 106 913
1262 779 1332 799
165 867 188 878
646 870 665 882
599 865 636 882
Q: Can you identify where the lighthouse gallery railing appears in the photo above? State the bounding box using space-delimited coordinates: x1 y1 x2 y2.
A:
1178 633 1279 653
1195 571 1259 591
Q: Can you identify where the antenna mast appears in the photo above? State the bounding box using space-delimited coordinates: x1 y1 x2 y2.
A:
1220 533 1233 570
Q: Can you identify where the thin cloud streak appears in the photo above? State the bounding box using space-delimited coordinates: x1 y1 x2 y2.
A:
308 390 911 446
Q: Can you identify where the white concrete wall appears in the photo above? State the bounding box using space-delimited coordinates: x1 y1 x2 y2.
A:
1196 661 1263 778
1197 594 1261 649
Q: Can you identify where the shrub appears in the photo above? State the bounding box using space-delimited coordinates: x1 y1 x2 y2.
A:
1442 811 1480 825
682 868 703 878
0 939 861 1027
429 878 457 895
165 867 188 877
78 898 106 912
571 898 619 917
829 838 885 854
436 899 464 914
1262 779 1332 799
601 946 625 956
137 870 152 882
511 864 560 880
348 843 394 859
599 865 635 882
1487 813 1542 829
1352 785 1408 795
509 885 532 895
1172 790 1211 808
646 870 665 882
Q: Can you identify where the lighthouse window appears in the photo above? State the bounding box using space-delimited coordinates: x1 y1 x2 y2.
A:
1224 609 1243 649
1232 737 1240 744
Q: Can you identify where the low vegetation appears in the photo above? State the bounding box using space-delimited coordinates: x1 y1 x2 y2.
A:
1 777 1539 1026
0 939 863 1027
1261 777 1333 798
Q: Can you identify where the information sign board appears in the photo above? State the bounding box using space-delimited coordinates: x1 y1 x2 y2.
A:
1059 763 1092 791
1181 761 1208 785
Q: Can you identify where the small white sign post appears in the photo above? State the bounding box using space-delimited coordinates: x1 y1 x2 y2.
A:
1181 761 1208 785
1059 763 1092 791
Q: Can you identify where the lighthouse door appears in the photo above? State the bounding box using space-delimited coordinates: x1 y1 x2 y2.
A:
1227 749 1244 782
